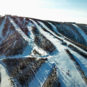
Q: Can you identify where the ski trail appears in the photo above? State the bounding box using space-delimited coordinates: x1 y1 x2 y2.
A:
27 22 48 57
0 17 6 38
30 19 87 87
8 17 35 57
38 21 87 54
38 21 62 38
66 49 87 84
72 24 87 43
31 20 65 51
49 50 87 87
29 62 55 87
8 17 30 42
48 22 59 33
62 24 80 40
70 50 87 77
0 62 12 87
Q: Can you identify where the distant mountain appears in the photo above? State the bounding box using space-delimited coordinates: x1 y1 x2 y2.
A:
0 15 87 87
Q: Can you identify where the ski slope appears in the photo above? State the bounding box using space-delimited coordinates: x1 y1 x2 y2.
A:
0 15 87 87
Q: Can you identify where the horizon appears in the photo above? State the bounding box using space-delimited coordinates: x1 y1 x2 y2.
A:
0 0 87 24
1 14 87 25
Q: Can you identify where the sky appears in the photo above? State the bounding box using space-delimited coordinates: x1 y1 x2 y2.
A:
0 0 87 23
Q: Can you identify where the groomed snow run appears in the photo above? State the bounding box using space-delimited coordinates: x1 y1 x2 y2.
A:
29 62 55 87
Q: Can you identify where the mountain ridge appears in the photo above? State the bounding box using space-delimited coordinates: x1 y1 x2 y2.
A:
0 15 87 87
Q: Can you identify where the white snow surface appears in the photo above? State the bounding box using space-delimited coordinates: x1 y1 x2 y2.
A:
9 17 30 42
29 62 55 87
48 22 59 33
30 19 87 87
70 50 87 77
0 18 87 87
72 24 87 43
0 17 6 38
0 62 13 87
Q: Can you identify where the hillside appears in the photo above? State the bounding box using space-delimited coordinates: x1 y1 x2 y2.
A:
0 15 87 87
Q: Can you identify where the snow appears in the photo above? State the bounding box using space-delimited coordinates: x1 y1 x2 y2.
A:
72 24 87 43
27 22 48 57
29 62 55 87
0 20 48 59
31 20 65 52
49 50 87 87
62 24 80 40
0 17 6 38
38 21 62 38
38 21 87 54
8 17 34 57
9 17 30 42
31 46 48 57
48 22 59 33
0 17 87 87
70 50 87 77
0 62 13 87
30 19 87 87
0 61 22 87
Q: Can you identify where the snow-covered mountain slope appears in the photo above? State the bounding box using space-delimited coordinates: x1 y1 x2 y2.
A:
0 15 87 87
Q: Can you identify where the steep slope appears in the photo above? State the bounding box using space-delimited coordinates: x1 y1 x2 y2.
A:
0 15 87 87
